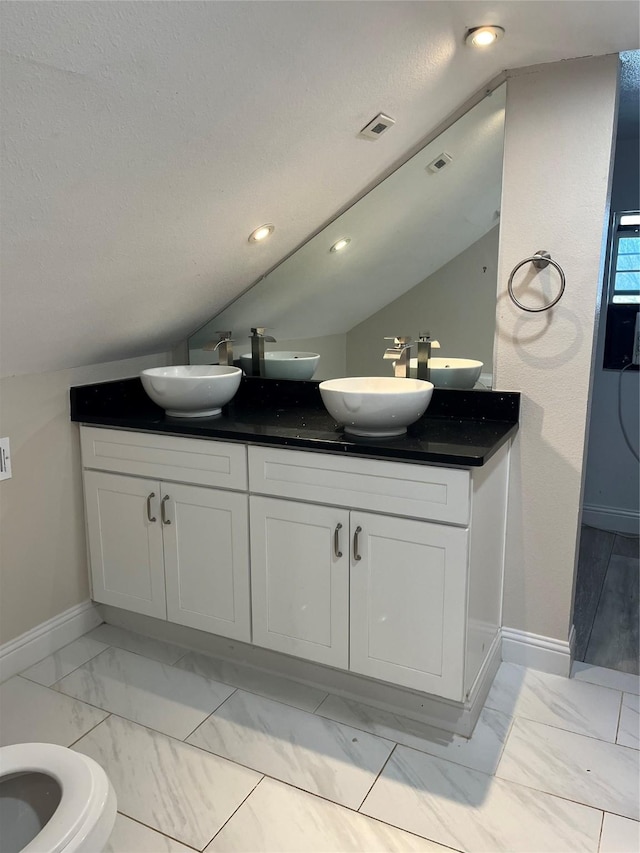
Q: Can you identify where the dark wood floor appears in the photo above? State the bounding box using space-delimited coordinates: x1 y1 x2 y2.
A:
574 525 639 674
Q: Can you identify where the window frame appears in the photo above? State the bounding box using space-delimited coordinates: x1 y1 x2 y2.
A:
608 210 640 304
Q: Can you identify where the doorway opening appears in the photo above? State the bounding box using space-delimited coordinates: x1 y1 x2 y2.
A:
574 51 639 676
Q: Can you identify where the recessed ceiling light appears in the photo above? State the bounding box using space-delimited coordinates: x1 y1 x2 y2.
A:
248 224 275 243
465 26 505 48
330 238 351 253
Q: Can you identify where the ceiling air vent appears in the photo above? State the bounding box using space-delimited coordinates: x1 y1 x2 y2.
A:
426 152 453 173
358 113 395 140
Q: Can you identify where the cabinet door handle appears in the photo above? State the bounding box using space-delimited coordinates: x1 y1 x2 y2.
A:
334 523 343 558
161 495 171 525
146 492 156 523
353 525 362 561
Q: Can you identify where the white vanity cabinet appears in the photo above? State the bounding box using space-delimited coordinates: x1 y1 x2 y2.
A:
250 496 349 668
83 470 167 619
250 494 469 698
80 428 251 641
80 425 510 707
248 444 508 703
349 511 468 699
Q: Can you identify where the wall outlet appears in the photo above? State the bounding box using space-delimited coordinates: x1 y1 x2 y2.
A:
0 437 12 480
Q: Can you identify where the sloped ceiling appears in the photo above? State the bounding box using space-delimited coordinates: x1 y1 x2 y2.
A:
1 1 638 377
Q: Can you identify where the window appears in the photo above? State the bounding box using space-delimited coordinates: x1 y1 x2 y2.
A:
610 212 640 304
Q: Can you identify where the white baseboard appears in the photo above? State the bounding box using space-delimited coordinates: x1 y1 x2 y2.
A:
582 504 640 536
0 600 102 683
501 626 572 676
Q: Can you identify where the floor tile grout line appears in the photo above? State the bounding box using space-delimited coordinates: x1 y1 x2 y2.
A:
596 810 605 853
86 637 332 716
310 691 330 714
493 762 633 820
487 664 629 697
583 536 633 668
81 641 191 671
66 712 112 749
171 650 193 667
77 710 615 848
578 526 616 664
570 668 640 695
317 708 493 772
181 688 239 743
227 769 465 852
249 773 466 853
113 810 201 852
82 710 451 850
176 671 329 716
51 645 338 727
355 742 397 813
87 628 189 667
500 711 631 748
489 712 515 775
614 690 625 745
482 702 624 746
199 774 266 850
313 694 513 770
19 640 111 688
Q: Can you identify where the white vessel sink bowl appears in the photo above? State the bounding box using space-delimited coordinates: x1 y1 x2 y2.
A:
409 357 483 389
239 351 320 380
141 365 242 417
319 376 434 438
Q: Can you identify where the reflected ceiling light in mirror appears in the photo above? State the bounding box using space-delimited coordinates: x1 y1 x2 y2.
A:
330 237 351 253
248 224 275 243
465 26 504 48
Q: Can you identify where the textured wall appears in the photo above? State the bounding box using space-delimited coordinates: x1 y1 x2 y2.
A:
494 55 619 640
0 353 168 644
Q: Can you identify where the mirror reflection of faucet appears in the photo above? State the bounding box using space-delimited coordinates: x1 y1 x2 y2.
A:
416 332 441 382
250 327 277 377
202 331 235 366
384 335 441 380
383 336 413 378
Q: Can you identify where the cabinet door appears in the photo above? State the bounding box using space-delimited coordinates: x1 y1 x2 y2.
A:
250 496 349 668
84 471 166 618
350 512 468 701
162 484 250 641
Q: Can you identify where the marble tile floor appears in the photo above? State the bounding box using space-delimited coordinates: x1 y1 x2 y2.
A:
574 526 639 675
0 624 638 852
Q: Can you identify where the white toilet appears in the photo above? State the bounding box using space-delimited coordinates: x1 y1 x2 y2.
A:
0 743 116 852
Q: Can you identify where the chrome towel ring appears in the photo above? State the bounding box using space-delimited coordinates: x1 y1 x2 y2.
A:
507 250 566 312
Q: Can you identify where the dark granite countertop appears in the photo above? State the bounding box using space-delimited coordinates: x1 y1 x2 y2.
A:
70 376 519 467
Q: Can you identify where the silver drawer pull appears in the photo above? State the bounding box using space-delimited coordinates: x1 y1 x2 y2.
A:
146 493 156 523
334 523 343 558
353 526 362 561
161 495 171 525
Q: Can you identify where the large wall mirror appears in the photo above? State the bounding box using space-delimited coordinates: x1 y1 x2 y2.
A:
189 83 506 388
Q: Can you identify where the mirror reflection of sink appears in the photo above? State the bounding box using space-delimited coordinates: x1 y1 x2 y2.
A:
409 357 483 389
140 365 242 417
239 351 320 380
319 376 434 438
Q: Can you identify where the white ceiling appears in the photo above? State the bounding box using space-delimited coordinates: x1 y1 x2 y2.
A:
1 1 638 377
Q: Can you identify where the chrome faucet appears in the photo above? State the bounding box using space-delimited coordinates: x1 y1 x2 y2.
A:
383 336 413 378
249 327 277 377
415 332 441 382
203 331 235 366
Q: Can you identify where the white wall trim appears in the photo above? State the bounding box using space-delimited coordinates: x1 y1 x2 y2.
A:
582 504 640 536
501 626 572 676
0 600 102 683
